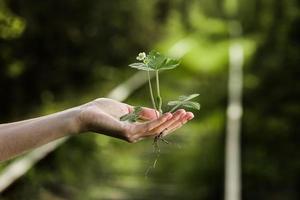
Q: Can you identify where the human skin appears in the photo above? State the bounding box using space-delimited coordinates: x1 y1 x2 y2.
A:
0 98 194 162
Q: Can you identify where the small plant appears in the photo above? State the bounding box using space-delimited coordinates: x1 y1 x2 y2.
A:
121 51 200 175
121 51 200 142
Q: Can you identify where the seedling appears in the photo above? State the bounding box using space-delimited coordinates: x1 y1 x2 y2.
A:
120 51 200 175
121 51 200 143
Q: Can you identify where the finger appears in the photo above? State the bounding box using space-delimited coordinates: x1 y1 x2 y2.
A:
161 120 186 137
185 112 194 120
141 112 172 131
149 109 186 136
139 107 159 120
161 112 188 133
161 112 194 137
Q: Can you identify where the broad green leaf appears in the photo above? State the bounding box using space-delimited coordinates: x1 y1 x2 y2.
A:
145 51 166 70
143 51 180 71
129 63 154 71
167 101 181 106
181 101 201 110
159 58 180 70
178 93 200 101
129 63 145 67
168 93 200 112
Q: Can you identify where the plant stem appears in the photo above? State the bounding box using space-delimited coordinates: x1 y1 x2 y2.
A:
156 70 163 114
147 70 159 118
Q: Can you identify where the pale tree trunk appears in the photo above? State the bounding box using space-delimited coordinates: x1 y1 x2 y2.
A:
224 0 243 199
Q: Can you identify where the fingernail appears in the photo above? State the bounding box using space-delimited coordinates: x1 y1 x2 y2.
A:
175 110 184 117
181 113 187 119
179 109 186 114
164 113 172 119
176 109 183 114
181 114 187 120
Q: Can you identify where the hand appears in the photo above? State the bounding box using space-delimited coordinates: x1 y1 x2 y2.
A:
78 98 194 143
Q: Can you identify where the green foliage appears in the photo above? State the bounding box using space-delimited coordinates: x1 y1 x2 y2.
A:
129 51 180 71
0 1 25 39
145 51 180 71
124 51 200 127
168 93 201 112
128 62 153 71
128 51 199 116
120 106 142 122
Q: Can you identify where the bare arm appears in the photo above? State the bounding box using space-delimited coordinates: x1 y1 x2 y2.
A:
0 108 81 161
0 98 194 162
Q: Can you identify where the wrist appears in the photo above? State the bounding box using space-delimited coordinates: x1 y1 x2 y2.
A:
75 103 95 134
65 106 85 135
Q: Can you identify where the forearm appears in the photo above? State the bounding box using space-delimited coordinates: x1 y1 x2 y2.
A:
0 107 82 161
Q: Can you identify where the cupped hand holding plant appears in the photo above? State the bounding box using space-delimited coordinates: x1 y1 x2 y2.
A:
0 51 198 162
79 98 194 143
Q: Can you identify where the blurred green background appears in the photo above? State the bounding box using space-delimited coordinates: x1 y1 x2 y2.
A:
0 0 299 199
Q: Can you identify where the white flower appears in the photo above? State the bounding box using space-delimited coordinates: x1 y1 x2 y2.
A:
136 52 146 61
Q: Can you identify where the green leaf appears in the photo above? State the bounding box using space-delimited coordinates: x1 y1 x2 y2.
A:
143 51 180 71
168 93 200 112
178 93 200 101
159 58 180 70
129 63 154 71
120 106 142 122
167 101 181 106
181 101 201 110
145 51 166 70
